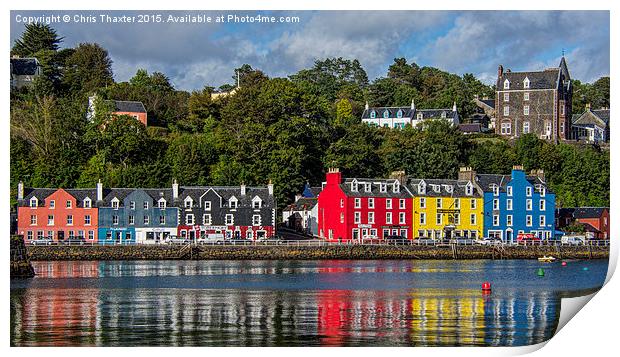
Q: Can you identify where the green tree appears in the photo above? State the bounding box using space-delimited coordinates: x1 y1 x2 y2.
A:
63 43 114 95
12 23 63 56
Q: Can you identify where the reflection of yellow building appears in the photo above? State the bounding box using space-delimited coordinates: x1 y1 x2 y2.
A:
408 179 484 239
409 289 485 346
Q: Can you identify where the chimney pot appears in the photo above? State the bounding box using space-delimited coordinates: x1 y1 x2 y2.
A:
17 181 24 201
97 179 103 201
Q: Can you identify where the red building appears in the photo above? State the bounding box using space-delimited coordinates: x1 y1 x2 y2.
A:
318 168 413 241
557 207 610 239
16 183 99 243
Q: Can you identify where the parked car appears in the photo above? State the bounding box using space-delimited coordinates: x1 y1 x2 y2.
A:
165 236 190 245
476 237 503 245
197 233 226 245
385 235 409 245
61 237 86 245
30 238 54 246
561 235 586 246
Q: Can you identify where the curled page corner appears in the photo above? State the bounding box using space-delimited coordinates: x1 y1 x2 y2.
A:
555 292 597 334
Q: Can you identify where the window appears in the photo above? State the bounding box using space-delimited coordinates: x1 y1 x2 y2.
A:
185 198 193 208
85 215 91 225
380 183 387 193
370 111 376 119
504 92 509 102
30 197 38 208
113 215 119 225
507 215 513 226
393 182 400 193
383 110 389 119
143 201 149 209
465 184 473 196
523 78 530 89
48 231 54 239
129 215 135 225
203 214 212 225
420 198 426 209
37 230 44 239
454 213 460 225
340 212 344 224
354 212 361 224
351 182 358 192
368 212 374 224
507 199 513 210
66 200 72 208
386 199 392 209
88 231 94 240
539 215 546 227
561 104 565 115
526 187 532 197
84 198 91 208
493 199 499 210
524 92 530 101
503 106 510 116
129 201 135 210
48 215 54 225
539 200 546 211
417 113 423 120
507 186 513 197
492 185 499 196
526 199 532 210
186 214 195 225
501 122 511 134
50 200 55 209
399 199 406 209
399 212 406 224
354 198 361 208
252 215 261 226
67 215 73 225
364 183 371 192
436 213 442 225
470 199 476 209
158 200 166 209
523 105 529 116
454 198 460 209
30 215 37 225
540 187 546 197
437 198 442 209
526 215 532 227
78 230 84 239
68 231 75 239
397 109 403 118
470 214 476 225
386 212 393 224
204 201 211 211
252 198 262 209
229 198 237 209
504 79 510 89
420 213 426 225
144 215 150 225
523 121 530 134
560 121 565 135
112 199 119 209
368 198 374 209
156 215 164 225
493 215 499 226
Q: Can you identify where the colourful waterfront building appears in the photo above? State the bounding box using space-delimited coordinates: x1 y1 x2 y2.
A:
408 175 484 240
318 168 413 241
470 166 556 242
16 182 99 243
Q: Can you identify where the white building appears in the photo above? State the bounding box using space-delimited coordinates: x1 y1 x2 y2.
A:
361 99 460 128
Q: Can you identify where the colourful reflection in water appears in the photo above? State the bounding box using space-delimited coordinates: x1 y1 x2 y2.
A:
10 260 605 347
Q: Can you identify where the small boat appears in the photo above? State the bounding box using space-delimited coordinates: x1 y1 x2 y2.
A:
538 256 556 263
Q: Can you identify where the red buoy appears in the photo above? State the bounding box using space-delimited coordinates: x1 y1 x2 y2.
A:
561 261 567 266
482 281 492 293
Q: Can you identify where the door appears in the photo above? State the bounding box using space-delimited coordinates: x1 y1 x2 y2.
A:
506 230 513 243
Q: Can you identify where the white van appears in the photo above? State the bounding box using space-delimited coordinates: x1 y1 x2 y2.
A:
561 235 585 246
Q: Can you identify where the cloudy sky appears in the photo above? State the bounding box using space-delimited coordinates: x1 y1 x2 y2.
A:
10 10 610 91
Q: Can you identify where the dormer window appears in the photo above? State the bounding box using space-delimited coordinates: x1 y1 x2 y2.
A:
417 113 423 120
111 198 119 209
504 79 510 89
397 109 403 118
441 111 447 119
370 111 376 119
364 183 371 193
351 181 358 192
393 181 400 193
491 185 499 196
83 198 92 208
523 77 530 89
158 198 166 209
30 197 38 208
465 182 473 196
184 197 193 208
418 181 426 195
383 110 389 119
204 201 211 211
432 185 440 193
229 197 238 209
252 196 262 209
380 183 387 193
445 185 453 193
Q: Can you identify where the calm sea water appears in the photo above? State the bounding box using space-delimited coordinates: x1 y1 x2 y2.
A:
10 259 607 347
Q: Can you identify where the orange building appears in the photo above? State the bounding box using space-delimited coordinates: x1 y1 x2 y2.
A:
87 96 148 126
16 183 99 243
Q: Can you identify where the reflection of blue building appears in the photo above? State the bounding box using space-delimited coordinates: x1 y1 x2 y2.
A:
475 166 555 242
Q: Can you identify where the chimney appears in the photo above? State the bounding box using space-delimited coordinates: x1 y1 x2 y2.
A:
365 101 369 110
326 167 342 186
172 179 179 200
267 180 274 196
411 98 416 111
389 170 407 185
586 103 591 111
17 181 24 201
512 165 524 171
453 101 457 112
97 179 103 201
241 182 246 196
498 65 504 77
458 167 476 182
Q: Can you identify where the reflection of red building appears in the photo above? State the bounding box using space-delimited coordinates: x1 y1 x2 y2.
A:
317 290 352 346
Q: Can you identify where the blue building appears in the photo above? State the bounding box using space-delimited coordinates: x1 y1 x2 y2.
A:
96 182 179 245
460 166 556 242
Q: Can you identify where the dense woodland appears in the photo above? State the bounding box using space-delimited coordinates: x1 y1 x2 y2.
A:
10 24 610 210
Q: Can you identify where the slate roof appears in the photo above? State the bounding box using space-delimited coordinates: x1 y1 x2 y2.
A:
459 123 482 133
100 188 138 205
361 107 457 120
497 69 559 90
572 207 608 219
143 188 174 203
179 186 275 207
481 99 495 108
415 109 458 120
10 58 40 76
309 186 322 197
473 174 549 193
19 188 57 206
592 109 610 123
572 109 609 128
106 100 147 113
407 178 481 198
341 178 411 198
65 189 98 207
284 197 318 211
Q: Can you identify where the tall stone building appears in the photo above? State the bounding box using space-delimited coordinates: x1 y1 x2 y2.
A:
495 57 572 141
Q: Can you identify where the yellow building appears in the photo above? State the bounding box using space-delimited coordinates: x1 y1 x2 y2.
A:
408 178 484 239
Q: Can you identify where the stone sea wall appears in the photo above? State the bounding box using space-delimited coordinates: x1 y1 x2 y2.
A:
26 244 609 261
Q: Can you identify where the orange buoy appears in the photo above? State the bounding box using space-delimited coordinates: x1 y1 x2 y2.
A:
482 281 492 293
